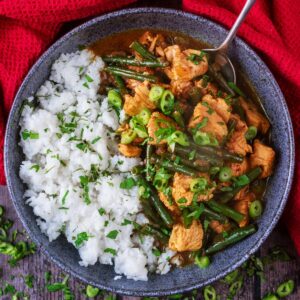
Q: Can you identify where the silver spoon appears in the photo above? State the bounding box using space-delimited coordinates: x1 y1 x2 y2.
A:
203 0 256 89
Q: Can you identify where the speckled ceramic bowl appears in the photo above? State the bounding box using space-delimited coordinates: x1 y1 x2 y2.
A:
4 8 295 296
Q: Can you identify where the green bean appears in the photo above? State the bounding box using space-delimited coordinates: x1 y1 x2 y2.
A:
174 144 224 167
146 145 154 181
227 82 246 98
202 207 228 223
163 152 210 172
140 198 164 226
148 186 174 227
205 224 256 255
130 41 158 61
105 66 158 83
221 119 236 147
103 56 168 67
140 224 169 243
189 139 243 163
206 200 245 223
150 155 198 177
219 167 262 203
112 74 128 94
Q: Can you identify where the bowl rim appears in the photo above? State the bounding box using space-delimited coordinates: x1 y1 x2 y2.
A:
4 7 295 296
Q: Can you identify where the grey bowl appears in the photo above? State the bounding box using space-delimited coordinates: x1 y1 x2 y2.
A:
4 8 295 296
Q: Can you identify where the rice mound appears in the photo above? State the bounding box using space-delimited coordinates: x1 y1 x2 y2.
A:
19 49 174 281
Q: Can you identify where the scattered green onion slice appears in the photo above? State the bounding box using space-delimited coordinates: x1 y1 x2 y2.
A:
276 279 294 297
121 129 136 144
193 131 210 146
245 126 257 140
219 167 232 182
136 108 151 125
86 285 100 298
195 255 210 269
249 200 263 218
203 285 217 300
149 86 164 103
108 89 122 109
160 90 175 115
172 110 185 127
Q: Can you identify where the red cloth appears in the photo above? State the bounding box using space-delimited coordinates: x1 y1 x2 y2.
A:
0 0 136 184
0 0 300 253
183 0 300 253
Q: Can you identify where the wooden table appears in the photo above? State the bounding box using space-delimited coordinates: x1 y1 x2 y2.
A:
1 1 299 299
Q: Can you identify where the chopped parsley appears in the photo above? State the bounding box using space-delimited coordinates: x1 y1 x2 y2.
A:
30 164 40 172
191 117 208 134
91 136 101 144
61 190 69 205
74 232 91 248
202 101 214 114
79 176 91 204
177 197 188 204
120 177 136 189
83 82 89 89
187 51 206 65
24 274 34 288
84 74 94 82
21 129 39 140
104 248 117 256
106 230 119 240
76 142 89 152
98 208 106 216
121 219 132 226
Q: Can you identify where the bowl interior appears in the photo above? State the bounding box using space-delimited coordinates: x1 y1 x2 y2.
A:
4 8 294 296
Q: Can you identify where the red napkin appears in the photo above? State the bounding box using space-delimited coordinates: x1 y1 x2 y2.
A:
0 0 136 184
183 0 300 253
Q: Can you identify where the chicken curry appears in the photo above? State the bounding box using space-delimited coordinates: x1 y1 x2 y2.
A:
90 30 276 268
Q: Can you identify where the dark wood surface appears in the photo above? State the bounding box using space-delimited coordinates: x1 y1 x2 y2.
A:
1 1 299 299
1 186 299 299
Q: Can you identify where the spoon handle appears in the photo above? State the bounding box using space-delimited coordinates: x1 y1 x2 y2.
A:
218 0 256 52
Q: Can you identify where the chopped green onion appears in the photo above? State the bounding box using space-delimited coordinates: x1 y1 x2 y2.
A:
149 86 164 104
262 294 279 300
172 110 185 127
249 200 263 218
219 167 232 182
104 248 117 256
21 129 39 140
136 108 151 125
168 130 189 147
160 90 175 115
86 285 100 298
203 285 217 300
108 89 122 109
190 178 208 192
276 279 294 297
74 232 90 248
120 177 136 189
121 129 136 144
129 117 148 138
195 255 210 269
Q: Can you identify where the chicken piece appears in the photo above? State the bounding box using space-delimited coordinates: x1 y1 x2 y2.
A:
239 97 270 134
226 114 252 156
188 101 228 143
164 45 208 81
169 220 203 252
202 94 232 123
147 112 178 145
209 220 231 234
250 139 275 178
229 159 249 177
139 31 166 51
123 81 156 116
233 192 256 227
172 172 214 207
158 192 181 215
170 79 194 100
195 79 218 97
125 79 141 90
118 144 142 157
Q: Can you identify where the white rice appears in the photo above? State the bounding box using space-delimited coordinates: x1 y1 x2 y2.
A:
19 49 175 281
